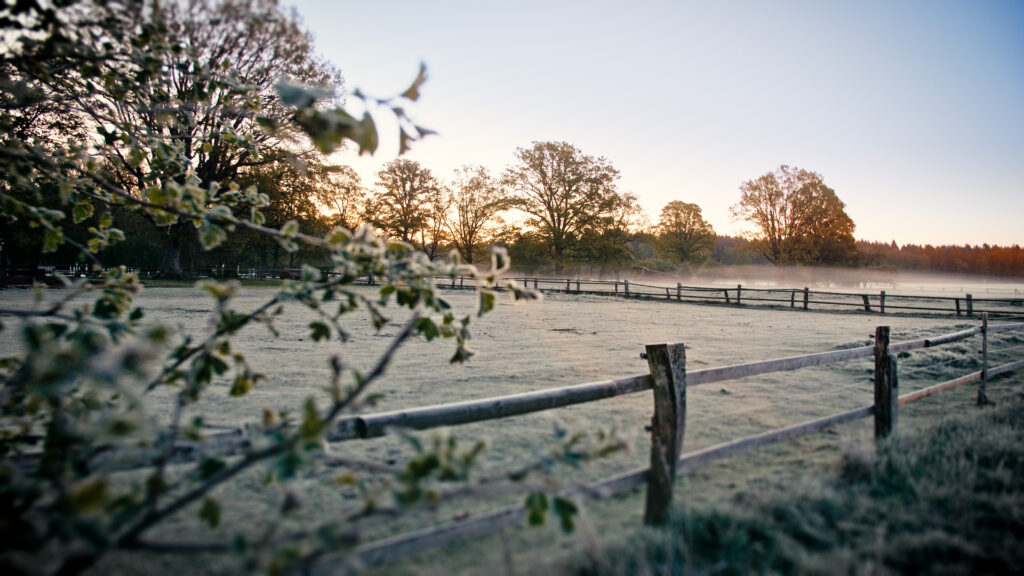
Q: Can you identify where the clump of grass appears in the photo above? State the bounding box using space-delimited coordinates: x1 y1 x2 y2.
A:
576 389 1024 576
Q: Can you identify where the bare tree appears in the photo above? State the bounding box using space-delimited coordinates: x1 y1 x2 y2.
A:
446 165 507 265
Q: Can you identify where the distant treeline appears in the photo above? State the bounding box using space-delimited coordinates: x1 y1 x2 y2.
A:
858 241 1024 278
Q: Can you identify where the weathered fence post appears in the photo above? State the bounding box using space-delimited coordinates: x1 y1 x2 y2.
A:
966 293 974 316
736 284 742 305
880 291 886 314
790 290 796 308
723 289 730 304
978 312 989 405
644 342 687 526
460 276 465 289
874 326 897 438
614 281 619 294
533 278 538 289
566 279 571 294
576 279 580 293
955 298 962 316
676 283 682 301
624 279 630 296
861 294 872 312
803 287 809 310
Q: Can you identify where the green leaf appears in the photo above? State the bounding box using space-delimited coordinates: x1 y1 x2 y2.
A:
198 458 226 480
401 63 428 102
199 221 227 250
299 398 324 444
525 492 548 527
42 227 63 253
69 478 109 512
199 497 221 528
73 201 94 223
229 375 252 397
280 219 299 238
415 317 440 341
553 497 579 533
477 289 496 317
309 321 330 342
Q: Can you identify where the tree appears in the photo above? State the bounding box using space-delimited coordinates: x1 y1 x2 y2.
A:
366 158 440 243
1 2 548 574
654 201 715 265
316 164 366 232
503 141 623 274
731 165 858 266
30 0 343 276
446 165 507 265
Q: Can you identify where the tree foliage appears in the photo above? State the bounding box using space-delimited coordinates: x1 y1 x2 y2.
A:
446 165 507 265
503 141 628 274
365 159 441 244
655 201 716 265
731 165 858 266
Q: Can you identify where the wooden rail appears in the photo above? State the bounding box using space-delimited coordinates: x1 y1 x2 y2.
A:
305 316 1024 574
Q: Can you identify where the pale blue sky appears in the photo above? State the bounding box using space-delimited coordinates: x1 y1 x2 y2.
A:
288 0 1023 246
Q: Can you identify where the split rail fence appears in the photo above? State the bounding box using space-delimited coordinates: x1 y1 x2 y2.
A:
298 314 1024 574
493 276 1024 318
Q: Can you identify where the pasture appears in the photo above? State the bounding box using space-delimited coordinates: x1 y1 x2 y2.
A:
1 283 1018 575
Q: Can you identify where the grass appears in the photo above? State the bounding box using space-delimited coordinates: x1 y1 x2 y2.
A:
574 377 1024 576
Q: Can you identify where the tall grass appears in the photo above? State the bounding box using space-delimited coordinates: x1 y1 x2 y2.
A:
576 384 1024 576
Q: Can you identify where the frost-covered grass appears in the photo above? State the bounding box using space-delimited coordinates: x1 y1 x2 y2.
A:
1 284 1020 575
573 377 1024 576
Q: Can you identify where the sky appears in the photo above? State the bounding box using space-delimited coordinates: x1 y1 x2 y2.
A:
287 0 1024 247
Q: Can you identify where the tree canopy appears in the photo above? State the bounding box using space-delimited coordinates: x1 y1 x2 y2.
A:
655 201 716 265
731 165 858 266
503 141 628 274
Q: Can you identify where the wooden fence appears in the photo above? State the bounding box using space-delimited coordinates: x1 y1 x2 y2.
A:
299 314 1024 574
13 315 1023 574
484 276 1024 318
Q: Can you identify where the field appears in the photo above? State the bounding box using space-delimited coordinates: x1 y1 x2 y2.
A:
1 282 1020 575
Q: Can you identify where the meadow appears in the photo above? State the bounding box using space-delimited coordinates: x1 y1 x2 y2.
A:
1 282 1019 575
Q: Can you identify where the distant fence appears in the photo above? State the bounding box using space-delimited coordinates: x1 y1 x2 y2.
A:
500 276 1024 318
16 315 1022 574
8 267 1022 319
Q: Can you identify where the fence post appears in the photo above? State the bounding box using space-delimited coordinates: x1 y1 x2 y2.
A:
955 298 961 316
861 294 871 312
576 279 580 293
460 276 465 289
880 291 886 314
566 279 571 294
723 289 730 304
803 287 809 310
874 326 897 438
624 279 629 296
966 293 974 315
790 290 796 308
533 278 538 289
736 284 742 305
451 275 456 288
676 283 682 301
614 281 618 294
978 312 989 405
643 342 687 526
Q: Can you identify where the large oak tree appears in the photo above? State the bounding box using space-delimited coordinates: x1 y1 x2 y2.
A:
731 165 857 266
503 141 625 274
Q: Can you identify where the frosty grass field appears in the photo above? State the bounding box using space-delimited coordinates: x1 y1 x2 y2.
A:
2 282 1020 575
